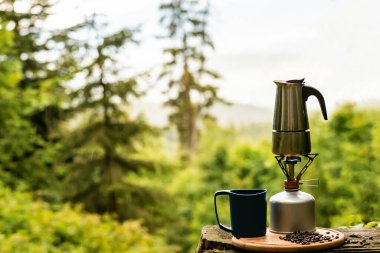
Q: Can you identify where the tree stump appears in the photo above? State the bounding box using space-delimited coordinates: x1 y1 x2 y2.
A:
196 225 380 253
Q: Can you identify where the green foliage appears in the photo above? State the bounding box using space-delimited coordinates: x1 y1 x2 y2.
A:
0 23 63 201
0 0 73 138
310 103 380 227
0 0 79 200
0 185 175 253
364 221 379 228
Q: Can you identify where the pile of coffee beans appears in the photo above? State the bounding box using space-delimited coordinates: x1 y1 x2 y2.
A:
279 231 340 245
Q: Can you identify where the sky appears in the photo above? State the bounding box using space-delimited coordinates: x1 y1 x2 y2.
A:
47 0 380 112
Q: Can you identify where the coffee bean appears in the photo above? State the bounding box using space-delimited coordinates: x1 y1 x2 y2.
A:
279 231 332 245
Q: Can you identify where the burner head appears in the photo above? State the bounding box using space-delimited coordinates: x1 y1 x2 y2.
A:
284 156 301 164
275 154 318 183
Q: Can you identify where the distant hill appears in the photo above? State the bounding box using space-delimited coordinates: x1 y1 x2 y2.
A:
128 99 380 127
357 99 380 109
129 102 273 127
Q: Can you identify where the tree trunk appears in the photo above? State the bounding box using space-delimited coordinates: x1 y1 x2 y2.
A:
181 64 198 158
100 64 119 216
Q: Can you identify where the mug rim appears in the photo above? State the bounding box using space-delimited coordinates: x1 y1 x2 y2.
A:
230 189 267 196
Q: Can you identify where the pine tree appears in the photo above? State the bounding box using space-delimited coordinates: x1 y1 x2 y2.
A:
0 23 24 185
0 0 73 138
63 17 157 220
159 0 226 158
0 1 72 195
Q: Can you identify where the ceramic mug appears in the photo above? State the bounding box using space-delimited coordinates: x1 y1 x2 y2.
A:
214 189 267 238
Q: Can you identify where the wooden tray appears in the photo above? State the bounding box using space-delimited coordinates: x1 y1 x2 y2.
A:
232 228 344 252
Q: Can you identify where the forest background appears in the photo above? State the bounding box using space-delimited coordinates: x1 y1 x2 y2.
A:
0 0 379 252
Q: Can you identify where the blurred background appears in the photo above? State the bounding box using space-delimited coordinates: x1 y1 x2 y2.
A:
0 0 379 252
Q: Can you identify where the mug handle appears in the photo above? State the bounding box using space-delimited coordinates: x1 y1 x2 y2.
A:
214 190 232 232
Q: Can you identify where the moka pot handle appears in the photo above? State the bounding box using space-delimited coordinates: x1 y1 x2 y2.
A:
303 85 328 120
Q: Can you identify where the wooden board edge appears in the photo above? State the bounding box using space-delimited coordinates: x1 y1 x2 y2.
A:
232 229 345 252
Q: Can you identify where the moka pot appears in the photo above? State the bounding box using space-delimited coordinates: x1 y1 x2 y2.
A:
272 79 328 156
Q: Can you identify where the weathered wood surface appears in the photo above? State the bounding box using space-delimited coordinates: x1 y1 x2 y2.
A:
196 225 380 253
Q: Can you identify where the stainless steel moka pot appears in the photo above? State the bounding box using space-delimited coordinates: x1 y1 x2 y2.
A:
272 79 327 155
270 79 328 234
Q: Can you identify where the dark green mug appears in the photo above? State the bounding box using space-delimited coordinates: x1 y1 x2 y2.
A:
214 189 267 238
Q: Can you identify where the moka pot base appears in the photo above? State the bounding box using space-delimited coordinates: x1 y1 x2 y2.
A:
232 228 344 252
